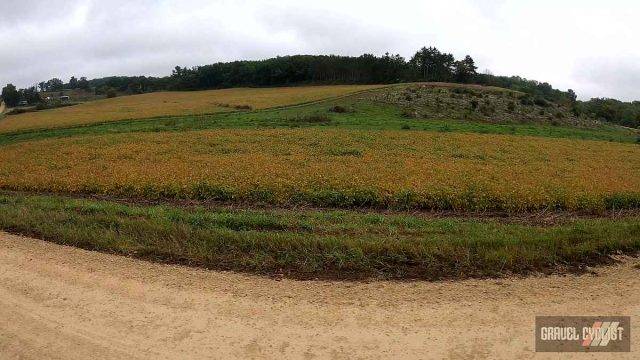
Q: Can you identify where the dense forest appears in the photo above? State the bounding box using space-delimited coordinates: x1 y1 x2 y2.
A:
2 45 639 128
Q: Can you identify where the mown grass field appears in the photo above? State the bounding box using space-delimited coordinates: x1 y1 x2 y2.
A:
0 83 638 279
0 128 638 212
0 85 383 133
1 192 639 279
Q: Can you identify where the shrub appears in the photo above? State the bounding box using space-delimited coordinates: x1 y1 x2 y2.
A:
534 97 550 107
329 105 348 113
453 87 479 97
106 89 118 98
507 101 516 112
571 106 581 117
6 108 36 115
520 96 534 106
35 101 78 111
479 101 496 116
401 124 411 130
290 113 331 124
401 109 419 118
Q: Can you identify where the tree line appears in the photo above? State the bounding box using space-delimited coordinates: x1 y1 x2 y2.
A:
2 45 639 128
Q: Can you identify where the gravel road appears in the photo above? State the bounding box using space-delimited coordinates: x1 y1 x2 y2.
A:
0 232 637 359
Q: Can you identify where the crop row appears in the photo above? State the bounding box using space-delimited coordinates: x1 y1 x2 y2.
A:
0 129 638 212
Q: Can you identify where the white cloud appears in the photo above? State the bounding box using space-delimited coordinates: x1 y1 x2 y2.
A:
1 0 638 100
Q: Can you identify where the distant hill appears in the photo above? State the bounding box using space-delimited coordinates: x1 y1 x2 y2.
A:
3 46 639 129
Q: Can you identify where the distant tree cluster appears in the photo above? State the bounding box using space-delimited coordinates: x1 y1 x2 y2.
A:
576 98 640 128
86 76 166 95
473 74 570 104
168 49 477 90
169 53 411 89
1 84 40 107
2 45 638 128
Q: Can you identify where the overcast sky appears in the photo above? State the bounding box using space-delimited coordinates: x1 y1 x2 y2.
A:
1 0 639 101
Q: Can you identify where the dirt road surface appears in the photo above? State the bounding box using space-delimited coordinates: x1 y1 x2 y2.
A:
0 232 638 359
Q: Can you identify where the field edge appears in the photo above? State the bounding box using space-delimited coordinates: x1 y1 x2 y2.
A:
1 191 639 281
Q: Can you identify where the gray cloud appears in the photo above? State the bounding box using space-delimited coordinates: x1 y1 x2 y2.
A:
1 0 639 101
573 58 640 101
0 0 80 25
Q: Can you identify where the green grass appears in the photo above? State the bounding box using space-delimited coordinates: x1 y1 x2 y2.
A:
0 95 636 146
1 192 638 279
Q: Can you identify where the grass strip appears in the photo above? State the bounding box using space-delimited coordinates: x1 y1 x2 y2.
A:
1 192 639 280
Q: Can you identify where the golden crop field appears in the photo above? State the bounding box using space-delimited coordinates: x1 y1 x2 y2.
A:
0 85 383 133
0 129 638 211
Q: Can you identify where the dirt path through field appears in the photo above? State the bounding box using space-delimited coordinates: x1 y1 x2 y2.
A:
0 232 638 359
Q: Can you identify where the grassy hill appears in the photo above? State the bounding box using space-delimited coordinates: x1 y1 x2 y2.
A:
366 83 596 126
0 82 638 279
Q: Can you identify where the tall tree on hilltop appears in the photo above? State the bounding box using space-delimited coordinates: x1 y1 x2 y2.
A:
45 78 64 91
409 46 455 82
68 76 79 89
1 83 20 107
454 55 478 83
567 89 577 104
78 77 90 90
